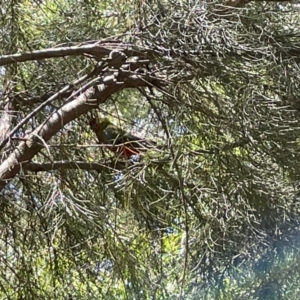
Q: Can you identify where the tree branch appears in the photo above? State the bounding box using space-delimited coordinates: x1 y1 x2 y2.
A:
23 161 112 172
0 41 146 67
0 65 104 152
224 0 292 7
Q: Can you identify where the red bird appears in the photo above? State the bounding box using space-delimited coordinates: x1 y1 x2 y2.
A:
89 118 157 158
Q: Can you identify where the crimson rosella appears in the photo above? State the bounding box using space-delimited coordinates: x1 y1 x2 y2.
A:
89 118 157 158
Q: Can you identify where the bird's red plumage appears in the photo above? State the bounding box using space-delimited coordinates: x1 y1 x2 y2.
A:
89 118 144 158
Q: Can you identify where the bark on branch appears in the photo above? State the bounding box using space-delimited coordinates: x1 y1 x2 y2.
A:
0 42 151 67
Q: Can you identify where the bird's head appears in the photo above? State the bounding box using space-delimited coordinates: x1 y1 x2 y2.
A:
89 117 111 132
98 118 112 129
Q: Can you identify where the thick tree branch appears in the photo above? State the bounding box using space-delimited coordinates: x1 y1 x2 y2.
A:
0 66 104 152
0 42 148 67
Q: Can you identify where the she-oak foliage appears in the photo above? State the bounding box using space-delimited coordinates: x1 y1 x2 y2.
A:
1 0 300 299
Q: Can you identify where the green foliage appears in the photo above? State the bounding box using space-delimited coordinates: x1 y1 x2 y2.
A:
2 0 300 299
